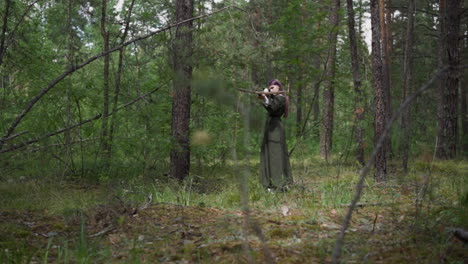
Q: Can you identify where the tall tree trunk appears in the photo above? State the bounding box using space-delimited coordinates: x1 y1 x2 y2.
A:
109 0 136 159
436 0 461 159
170 0 194 181
379 0 392 158
65 0 75 171
346 0 365 166
311 0 322 138
401 0 416 172
461 22 468 155
320 0 340 161
0 0 11 67
311 7 322 137
371 0 387 181
100 0 111 164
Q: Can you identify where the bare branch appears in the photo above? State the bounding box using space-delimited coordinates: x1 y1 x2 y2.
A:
0 83 166 154
2 131 29 142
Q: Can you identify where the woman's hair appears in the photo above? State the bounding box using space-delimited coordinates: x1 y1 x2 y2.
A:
268 79 289 118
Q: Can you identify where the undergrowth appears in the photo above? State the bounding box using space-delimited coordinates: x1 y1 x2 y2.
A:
0 156 467 263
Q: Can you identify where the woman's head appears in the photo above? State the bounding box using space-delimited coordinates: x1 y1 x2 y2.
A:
268 79 289 118
268 79 283 93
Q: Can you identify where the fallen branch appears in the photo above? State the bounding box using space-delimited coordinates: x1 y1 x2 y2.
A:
88 225 115 238
331 66 449 264
0 83 166 154
340 202 388 208
0 5 243 149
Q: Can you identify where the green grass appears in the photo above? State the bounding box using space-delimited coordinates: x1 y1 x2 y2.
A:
0 156 467 263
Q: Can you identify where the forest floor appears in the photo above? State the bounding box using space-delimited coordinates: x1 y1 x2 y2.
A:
1 157 467 263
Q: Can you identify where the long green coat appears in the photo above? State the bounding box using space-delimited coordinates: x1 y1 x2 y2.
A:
259 95 293 189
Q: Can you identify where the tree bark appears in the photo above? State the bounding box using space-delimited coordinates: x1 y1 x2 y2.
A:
311 10 322 138
170 0 194 181
379 0 392 158
320 0 340 161
461 22 468 155
401 0 415 172
0 0 11 67
346 0 365 166
371 0 387 181
436 0 461 159
100 0 111 164
65 0 75 171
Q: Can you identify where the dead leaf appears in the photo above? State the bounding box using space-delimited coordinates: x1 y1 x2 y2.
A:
398 215 405 223
109 234 122 245
320 222 341 229
281 205 290 216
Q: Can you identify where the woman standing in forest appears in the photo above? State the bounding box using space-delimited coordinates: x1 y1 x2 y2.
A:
258 79 293 191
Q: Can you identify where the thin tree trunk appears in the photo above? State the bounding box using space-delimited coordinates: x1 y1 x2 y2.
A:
296 78 303 138
379 0 392 158
311 0 322 138
401 0 415 172
0 0 11 67
320 0 340 161
170 0 194 181
436 0 461 159
371 0 387 181
358 0 363 35
250 1 261 87
65 0 75 171
100 0 111 164
109 0 136 159
311 43 321 137
461 23 468 155
346 0 365 166
295 0 307 139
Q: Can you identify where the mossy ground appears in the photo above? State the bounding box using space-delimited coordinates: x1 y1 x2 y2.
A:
0 157 467 263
